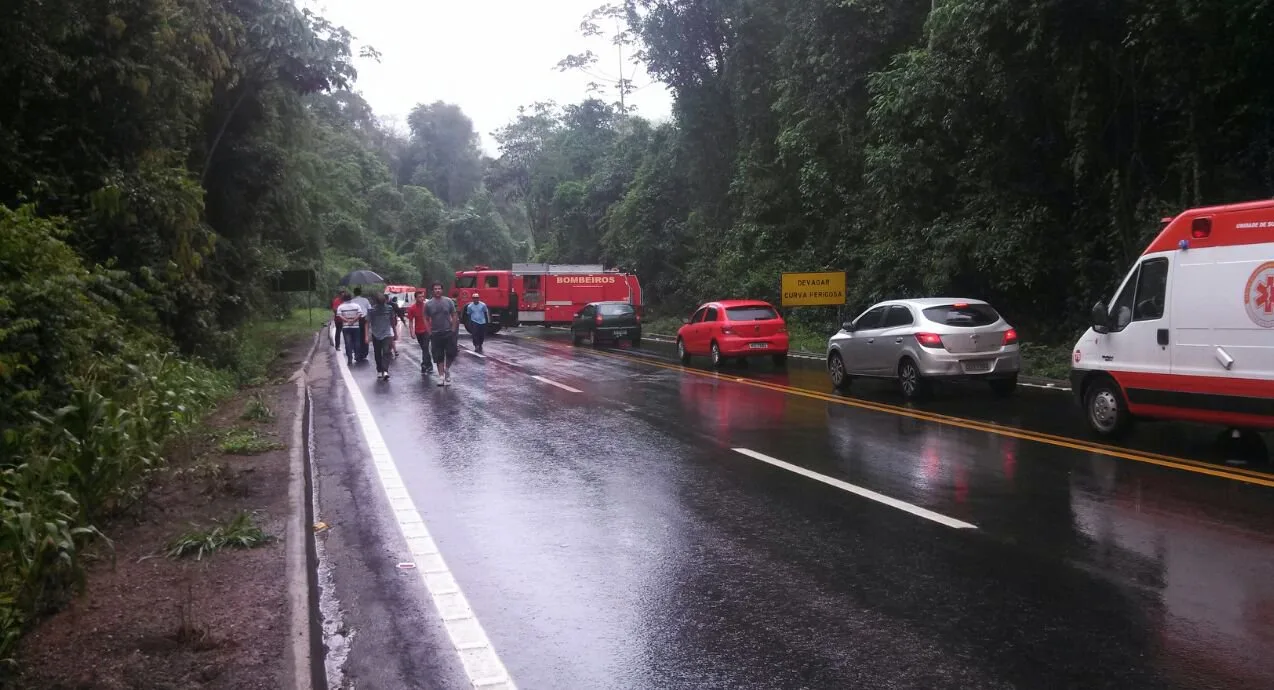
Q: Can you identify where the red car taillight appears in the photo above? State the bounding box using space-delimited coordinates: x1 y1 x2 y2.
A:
1003 328 1018 346
595 314 603 325
915 332 945 349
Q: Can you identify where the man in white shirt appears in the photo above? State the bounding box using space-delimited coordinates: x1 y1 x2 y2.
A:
349 287 373 362
335 294 368 366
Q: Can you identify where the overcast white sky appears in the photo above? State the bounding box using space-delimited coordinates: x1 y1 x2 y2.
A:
299 0 674 156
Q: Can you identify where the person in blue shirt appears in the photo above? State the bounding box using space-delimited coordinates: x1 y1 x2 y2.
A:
464 292 490 354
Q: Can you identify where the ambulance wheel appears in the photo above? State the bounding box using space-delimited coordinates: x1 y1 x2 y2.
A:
710 341 725 368
1084 376 1132 439
677 338 690 364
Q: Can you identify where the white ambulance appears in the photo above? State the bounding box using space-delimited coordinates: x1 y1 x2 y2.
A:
1070 199 1274 439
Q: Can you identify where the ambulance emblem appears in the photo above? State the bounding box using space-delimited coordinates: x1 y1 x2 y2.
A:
1244 261 1274 328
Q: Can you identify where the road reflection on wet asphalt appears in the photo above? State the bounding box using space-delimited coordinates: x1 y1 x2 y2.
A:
339 327 1274 690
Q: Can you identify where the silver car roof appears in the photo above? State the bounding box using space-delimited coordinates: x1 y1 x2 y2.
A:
867 297 992 309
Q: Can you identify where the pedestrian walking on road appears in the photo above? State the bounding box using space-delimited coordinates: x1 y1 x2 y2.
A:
405 289 433 375
366 292 398 380
350 287 373 362
425 281 459 386
464 291 489 354
335 293 366 366
330 290 348 350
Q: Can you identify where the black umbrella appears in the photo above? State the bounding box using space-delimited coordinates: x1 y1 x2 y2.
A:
338 269 384 286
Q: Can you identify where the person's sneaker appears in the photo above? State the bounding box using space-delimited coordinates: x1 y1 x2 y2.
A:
384 371 390 380
444 374 452 386
436 377 445 386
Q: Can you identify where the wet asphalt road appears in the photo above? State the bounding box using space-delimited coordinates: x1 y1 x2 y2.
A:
322 326 1274 690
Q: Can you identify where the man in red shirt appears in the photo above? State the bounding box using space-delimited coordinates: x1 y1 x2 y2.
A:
330 291 348 350
405 289 433 375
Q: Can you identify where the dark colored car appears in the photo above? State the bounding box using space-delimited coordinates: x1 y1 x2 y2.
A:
571 301 642 347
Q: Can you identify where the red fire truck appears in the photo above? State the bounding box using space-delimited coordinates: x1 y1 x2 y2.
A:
450 263 643 335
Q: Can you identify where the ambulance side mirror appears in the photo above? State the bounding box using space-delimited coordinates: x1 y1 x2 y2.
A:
1089 301 1110 334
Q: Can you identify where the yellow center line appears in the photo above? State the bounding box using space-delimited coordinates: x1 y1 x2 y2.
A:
577 345 1274 489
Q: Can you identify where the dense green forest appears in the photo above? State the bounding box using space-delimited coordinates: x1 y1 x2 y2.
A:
2 0 1273 669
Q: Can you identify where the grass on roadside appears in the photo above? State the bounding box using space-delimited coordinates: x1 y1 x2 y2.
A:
642 310 1074 380
232 308 318 387
217 428 284 455
166 511 272 561
240 393 274 422
641 315 827 353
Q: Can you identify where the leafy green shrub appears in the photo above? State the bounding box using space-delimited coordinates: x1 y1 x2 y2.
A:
166 512 272 561
0 207 235 667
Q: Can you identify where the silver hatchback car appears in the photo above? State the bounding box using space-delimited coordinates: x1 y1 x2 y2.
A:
826 298 1021 399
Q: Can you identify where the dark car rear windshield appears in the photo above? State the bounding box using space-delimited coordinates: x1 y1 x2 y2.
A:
922 304 1000 327
726 306 779 321
598 304 634 316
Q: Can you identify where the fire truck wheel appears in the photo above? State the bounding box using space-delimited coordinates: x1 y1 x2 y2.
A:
677 338 690 364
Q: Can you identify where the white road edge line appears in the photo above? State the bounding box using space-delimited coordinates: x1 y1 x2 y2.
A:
337 357 517 689
731 448 978 530
463 348 487 359
531 375 582 393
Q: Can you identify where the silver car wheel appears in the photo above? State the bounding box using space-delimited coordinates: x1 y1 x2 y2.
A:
829 354 845 386
899 361 919 396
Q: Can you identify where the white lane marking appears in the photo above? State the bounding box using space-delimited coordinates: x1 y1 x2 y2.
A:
531 375 582 393
731 448 977 530
464 348 487 359
336 357 516 689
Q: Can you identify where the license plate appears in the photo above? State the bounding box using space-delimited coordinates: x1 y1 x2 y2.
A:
748 342 769 349
962 359 992 373
612 330 627 336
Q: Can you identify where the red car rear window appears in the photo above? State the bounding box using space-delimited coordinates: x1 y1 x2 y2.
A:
725 306 779 321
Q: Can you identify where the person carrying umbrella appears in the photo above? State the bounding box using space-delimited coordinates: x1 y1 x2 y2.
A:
335 293 366 366
350 287 372 362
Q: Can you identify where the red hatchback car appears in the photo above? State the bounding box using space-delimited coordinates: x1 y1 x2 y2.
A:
676 300 790 367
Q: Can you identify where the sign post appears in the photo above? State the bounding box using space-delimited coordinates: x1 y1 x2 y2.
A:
270 269 318 325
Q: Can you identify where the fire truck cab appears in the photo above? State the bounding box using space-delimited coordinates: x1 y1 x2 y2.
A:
451 263 642 334
1070 199 1274 441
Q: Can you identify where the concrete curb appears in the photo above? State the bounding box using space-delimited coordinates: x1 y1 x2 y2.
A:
287 329 326 690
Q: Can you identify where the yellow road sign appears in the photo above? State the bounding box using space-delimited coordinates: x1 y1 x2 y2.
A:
781 271 846 307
